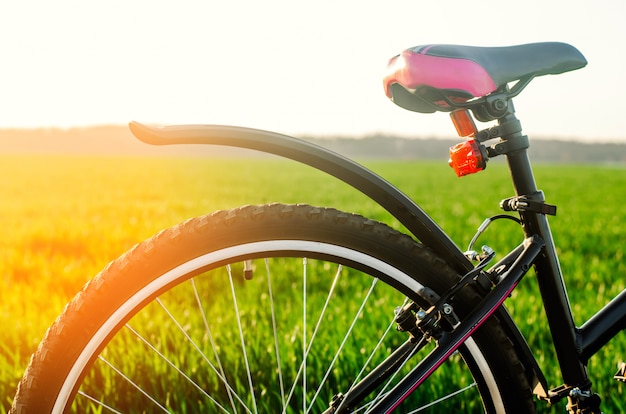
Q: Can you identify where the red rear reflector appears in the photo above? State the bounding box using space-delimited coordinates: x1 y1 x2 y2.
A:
449 139 486 177
450 109 477 138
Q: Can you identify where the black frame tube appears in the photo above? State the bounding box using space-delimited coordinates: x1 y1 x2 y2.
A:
498 113 590 386
579 289 626 362
370 236 544 412
333 339 419 412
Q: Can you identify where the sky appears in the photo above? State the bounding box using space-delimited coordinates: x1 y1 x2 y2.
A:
0 1 624 141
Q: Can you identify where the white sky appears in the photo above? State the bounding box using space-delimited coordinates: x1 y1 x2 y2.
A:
0 1 624 141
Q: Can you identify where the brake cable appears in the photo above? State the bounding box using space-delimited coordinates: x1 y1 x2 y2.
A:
466 214 522 258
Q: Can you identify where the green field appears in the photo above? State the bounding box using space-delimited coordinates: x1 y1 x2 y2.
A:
1 154 625 412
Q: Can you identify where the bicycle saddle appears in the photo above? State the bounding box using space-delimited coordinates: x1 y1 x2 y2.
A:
384 42 587 113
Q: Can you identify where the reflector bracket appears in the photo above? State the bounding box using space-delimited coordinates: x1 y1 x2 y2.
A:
450 109 477 138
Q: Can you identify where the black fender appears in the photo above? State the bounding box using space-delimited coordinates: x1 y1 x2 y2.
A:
128 121 548 396
130 121 472 273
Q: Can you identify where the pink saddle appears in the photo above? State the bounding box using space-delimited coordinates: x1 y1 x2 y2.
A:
384 42 586 113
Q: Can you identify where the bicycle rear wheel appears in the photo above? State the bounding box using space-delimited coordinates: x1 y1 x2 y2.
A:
12 204 534 413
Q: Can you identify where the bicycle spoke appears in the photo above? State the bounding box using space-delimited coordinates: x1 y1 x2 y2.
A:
336 297 411 411
189 277 239 413
302 257 307 413
351 297 410 386
363 338 424 414
96 355 169 413
264 258 287 411
308 277 379 411
303 263 343 410
407 382 477 413
282 259 343 413
155 297 247 410
123 324 235 413
351 380 477 414
227 264 259 414
76 390 123 414
362 340 480 413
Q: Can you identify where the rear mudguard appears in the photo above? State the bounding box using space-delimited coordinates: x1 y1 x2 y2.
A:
130 122 471 273
128 121 548 397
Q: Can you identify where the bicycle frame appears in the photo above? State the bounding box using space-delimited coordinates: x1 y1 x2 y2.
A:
129 115 626 408
494 110 626 400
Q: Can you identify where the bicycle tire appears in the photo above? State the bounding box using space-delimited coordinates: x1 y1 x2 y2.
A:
11 203 534 413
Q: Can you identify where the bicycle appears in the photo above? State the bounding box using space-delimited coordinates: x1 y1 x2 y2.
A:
10 41 619 413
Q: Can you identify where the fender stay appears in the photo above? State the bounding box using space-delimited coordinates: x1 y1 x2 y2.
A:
129 121 471 274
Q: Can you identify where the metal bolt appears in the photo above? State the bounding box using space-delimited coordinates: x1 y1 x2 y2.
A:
493 99 507 112
442 304 453 315
569 387 591 399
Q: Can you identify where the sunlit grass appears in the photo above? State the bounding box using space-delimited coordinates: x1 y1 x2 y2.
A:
1 155 625 412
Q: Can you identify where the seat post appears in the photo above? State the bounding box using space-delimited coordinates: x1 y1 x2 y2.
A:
497 112 538 197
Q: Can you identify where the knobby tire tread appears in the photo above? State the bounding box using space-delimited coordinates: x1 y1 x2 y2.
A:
11 203 534 413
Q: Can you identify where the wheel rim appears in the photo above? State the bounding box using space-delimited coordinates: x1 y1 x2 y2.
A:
54 240 501 413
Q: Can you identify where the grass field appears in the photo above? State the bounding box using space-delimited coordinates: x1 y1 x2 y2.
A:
1 154 625 412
